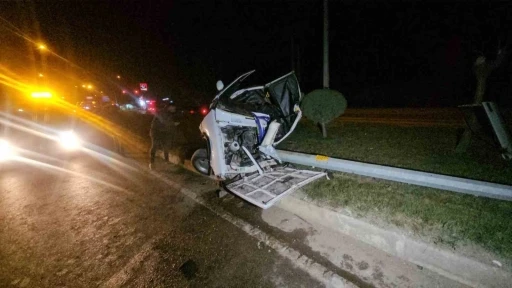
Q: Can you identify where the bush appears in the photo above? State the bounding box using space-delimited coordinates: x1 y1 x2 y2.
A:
301 89 347 137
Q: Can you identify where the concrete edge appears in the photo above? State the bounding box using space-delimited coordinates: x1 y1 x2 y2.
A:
157 151 511 287
278 194 511 288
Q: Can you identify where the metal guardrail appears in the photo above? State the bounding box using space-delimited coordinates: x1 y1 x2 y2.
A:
276 150 512 201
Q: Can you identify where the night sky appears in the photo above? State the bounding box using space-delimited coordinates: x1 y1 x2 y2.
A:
1 1 511 107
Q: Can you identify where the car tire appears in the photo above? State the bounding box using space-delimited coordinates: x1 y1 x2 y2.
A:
191 148 210 175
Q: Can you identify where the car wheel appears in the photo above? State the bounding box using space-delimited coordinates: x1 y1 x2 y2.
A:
191 148 209 175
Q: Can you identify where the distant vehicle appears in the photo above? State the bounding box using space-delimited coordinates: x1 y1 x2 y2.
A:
0 103 83 163
146 100 157 114
177 104 209 117
77 97 99 112
77 96 119 114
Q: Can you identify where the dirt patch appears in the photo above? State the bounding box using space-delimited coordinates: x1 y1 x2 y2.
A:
357 261 370 271
372 266 384 281
287 229 310 246
344 262 354 271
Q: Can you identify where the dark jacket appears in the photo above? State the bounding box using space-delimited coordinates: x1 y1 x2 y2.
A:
150 111 176 138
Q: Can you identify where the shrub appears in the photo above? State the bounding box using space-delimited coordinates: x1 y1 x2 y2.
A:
301 89 347 137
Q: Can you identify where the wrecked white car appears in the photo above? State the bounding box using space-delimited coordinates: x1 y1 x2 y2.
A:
191 70 325 208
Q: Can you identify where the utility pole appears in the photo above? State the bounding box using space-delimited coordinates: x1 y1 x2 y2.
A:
297 43 301 83
323 0 329 89
291 35 295 72
291 30 302 83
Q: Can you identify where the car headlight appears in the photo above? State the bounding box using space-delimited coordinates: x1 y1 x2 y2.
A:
59 131 81 151
0 139 16 162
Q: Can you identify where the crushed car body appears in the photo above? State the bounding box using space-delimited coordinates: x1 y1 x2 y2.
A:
191 70 326 208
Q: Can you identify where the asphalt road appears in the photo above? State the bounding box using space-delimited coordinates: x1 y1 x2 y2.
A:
0 150 323 287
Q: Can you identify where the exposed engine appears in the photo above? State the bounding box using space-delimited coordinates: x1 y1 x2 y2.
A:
221 126 259 168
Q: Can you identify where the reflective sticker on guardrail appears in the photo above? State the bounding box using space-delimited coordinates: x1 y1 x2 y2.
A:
315 155 329 161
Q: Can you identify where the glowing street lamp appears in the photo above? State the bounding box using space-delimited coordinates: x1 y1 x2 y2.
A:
116 75 121 79
38 44 47 50
87 84 93 90
38 73 44 77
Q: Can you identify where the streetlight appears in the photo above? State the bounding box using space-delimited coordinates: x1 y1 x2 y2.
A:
116 75 121 79
38 73 44 77
38 44 47 51
87 84 93 90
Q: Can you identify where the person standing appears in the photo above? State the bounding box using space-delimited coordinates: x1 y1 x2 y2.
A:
149 103 179 169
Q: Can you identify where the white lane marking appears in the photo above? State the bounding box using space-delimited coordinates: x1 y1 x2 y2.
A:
100 236 160 288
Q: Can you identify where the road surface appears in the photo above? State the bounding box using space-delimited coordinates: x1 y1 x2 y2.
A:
0 152 324 287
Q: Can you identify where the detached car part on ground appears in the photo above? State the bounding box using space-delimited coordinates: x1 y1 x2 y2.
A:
191 71 326 209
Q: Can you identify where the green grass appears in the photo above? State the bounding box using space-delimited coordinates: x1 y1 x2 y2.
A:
303 173 512 260
280 120 512 184
279 120 512 260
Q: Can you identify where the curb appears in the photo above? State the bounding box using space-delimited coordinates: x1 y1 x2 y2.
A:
278 194 511 288
157 151 510 287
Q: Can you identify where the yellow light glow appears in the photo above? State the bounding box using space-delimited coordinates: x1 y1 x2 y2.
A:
0 65 148 160
87 85 93 89
31 92 52 98
38 44 47 50
116 75 121 79
38 73 44 77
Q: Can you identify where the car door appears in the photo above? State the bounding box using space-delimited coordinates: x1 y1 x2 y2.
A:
264 72 301 119
264 72 302 139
